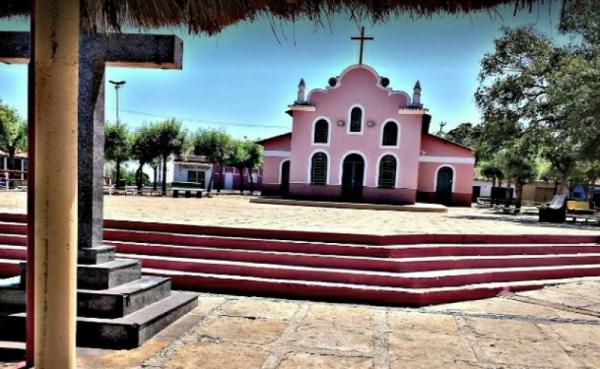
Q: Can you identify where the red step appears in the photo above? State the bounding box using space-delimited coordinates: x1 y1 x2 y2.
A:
105 241 600 272
121 253 600 288
0 259 21 278
145 268 595 306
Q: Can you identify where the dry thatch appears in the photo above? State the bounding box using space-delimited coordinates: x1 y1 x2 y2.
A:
1 0 554 35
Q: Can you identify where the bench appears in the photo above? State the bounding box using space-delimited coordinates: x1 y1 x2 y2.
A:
172 188 204 198
566 200 596 224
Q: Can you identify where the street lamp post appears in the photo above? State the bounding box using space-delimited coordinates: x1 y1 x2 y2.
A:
109 80 126 125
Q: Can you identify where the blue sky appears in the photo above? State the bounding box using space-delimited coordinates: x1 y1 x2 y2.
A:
0 3 563 140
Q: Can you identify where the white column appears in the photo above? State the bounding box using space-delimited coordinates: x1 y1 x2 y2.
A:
34 0 79 368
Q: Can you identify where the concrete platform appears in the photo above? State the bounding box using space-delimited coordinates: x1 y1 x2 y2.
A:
250 197 448 212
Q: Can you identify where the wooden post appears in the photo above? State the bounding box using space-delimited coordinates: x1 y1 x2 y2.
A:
33 0 79 368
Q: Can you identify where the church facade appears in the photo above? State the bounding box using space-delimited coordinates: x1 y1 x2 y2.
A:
259 64 474 206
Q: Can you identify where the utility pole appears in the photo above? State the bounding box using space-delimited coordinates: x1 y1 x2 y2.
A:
109 80 126 125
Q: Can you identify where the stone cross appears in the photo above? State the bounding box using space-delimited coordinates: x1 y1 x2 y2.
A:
0 31 183 260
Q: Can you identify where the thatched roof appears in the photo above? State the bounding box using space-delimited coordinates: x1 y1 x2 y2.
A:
0 0 554 35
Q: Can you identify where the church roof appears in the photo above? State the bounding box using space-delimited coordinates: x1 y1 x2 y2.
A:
256 132 292 145
425 133 474 153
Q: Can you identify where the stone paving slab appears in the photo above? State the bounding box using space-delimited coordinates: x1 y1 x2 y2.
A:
22 279 590 369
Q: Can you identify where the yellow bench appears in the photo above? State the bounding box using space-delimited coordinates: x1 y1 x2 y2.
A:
566 200 596 224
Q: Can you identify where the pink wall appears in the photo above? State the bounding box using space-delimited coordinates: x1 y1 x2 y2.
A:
418 163 474 194
261 134 292 185
420 134 474 157
289 65 421 190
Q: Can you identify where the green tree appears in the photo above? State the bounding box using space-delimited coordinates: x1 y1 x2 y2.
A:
153 119 187 196
496 147 536 210
478 159 504 205
475 5 600 193
193 129 233 193
227 140 249 194
0 102 27 175
104 122 131 189
131 124 160 192
244 142 263 193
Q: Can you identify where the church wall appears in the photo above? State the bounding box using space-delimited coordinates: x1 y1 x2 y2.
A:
260 134 292 195
289 66 421 197
420 134 474 157
417 162 474 206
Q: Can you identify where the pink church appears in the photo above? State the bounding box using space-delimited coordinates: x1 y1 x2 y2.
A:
259 64 474 206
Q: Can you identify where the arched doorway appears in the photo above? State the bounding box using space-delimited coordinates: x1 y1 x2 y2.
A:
435 166 454 205
341 154 365 201
280 160 290 196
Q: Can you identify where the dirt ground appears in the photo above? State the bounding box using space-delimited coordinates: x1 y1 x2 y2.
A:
0 192 598 235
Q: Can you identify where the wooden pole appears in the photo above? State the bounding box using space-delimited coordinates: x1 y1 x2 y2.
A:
33 0 79 368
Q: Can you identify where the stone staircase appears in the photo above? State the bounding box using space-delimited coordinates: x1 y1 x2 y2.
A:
1 213 600 310
0 214 197 349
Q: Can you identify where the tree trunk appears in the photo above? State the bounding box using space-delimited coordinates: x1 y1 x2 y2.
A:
136 163 144 193
592 179 597 206
161 156 167 196
207 174 213 194
490 177 496 205
239 168 244 194
249 169 255 194
216 163 223 193
115 160 121 189
153 166 158 191
515 183 524 211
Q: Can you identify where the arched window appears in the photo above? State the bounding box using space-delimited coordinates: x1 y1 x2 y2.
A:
350 106 362 133
382 121 398 146
378 155 396 188
313 119 329 144
311 152 328 185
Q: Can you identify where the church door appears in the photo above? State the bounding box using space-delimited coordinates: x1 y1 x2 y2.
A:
342 154 365 201
435 166 454 205
281 161 290 197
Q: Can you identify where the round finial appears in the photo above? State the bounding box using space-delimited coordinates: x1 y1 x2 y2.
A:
380 77 390 87
328 77 338 87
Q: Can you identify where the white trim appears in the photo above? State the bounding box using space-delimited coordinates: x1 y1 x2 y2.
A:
375 152 399 188
398 108 428 115
304 65 411 106
419 156 475 164
434 164 456 193
264 150 291 158
307 150 330 185
311 116 331 146
278 159 290 185
338 150 368 186
379 119 400 149
287 104 316 112
347 104 365 135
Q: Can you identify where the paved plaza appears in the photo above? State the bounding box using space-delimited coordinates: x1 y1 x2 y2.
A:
1 193 599 368
0 192 598 235
69 279 600 369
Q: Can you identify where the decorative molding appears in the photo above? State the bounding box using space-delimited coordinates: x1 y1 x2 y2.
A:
264 150 291 158
398 108 428 115
419 156 475 164
287 104 316 112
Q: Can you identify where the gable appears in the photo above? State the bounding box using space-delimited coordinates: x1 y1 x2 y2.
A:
420 134 474 157
257 132 292 151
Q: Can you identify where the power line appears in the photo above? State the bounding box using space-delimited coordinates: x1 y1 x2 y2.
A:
114 107 290 129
